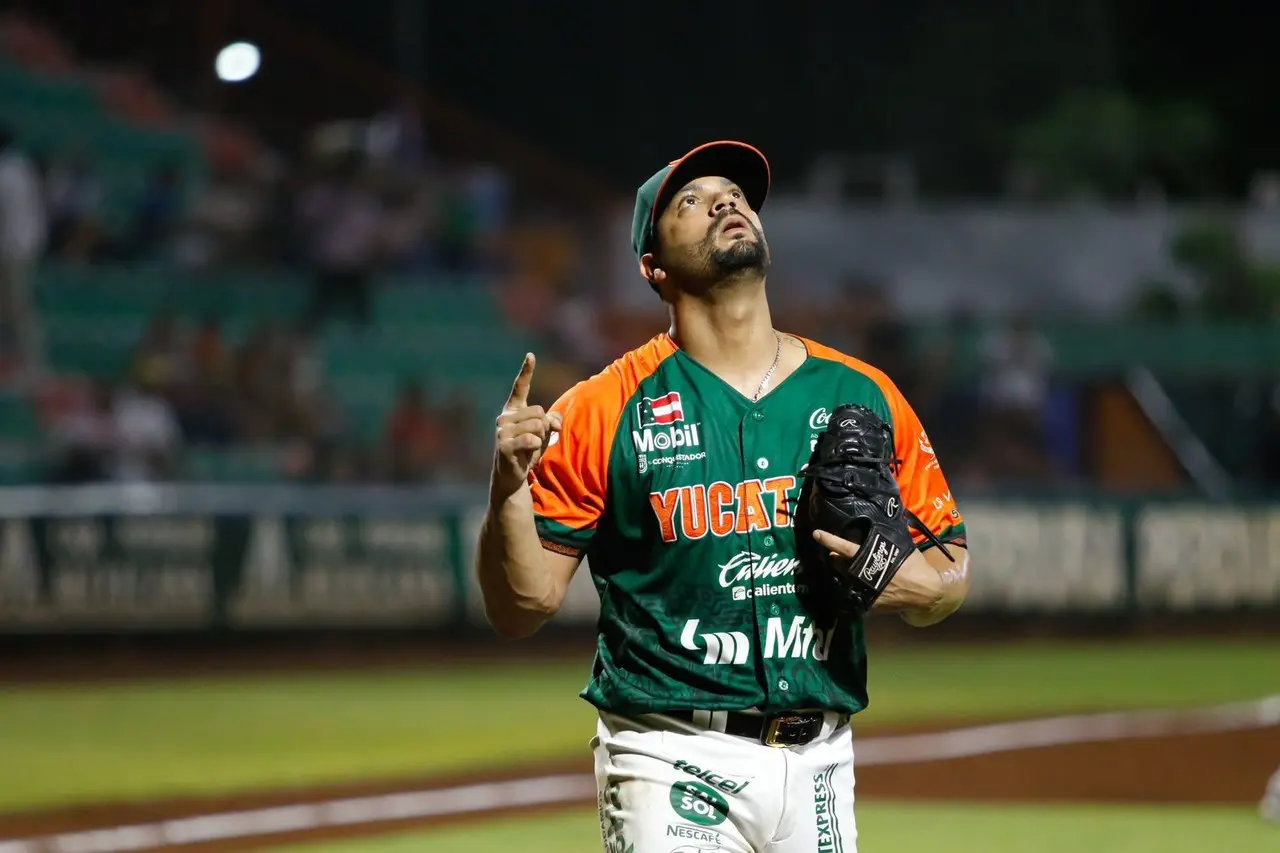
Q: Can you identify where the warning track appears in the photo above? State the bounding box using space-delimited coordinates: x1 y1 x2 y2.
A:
2 697 1277 853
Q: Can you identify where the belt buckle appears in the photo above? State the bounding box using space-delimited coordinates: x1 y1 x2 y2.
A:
757 712 819 742
762 716 788 748
762 714 810 748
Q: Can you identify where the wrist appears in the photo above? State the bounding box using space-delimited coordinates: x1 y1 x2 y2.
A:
870 550 943 614
488 473 532 510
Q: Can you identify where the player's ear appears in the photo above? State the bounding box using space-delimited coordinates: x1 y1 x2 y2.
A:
639 253 665 285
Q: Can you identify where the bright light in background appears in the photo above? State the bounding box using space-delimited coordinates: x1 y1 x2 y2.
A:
215 42 261 83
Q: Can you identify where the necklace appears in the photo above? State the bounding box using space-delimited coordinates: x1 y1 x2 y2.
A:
752 332 782 402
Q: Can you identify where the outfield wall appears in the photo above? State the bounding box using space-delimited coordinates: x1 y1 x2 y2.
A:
0 484 1276 635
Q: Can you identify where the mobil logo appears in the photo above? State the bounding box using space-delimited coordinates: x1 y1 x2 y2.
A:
633 422 701 454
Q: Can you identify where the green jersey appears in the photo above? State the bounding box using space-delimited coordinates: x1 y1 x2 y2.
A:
531 333 966 716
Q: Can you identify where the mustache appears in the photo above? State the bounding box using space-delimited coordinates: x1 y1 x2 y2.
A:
708 209 757 237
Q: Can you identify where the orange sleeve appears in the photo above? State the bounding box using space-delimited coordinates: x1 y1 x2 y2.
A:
528 378 620 557
528 334 677 557
883 382 967 549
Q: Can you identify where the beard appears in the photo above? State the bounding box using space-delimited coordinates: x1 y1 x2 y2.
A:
696 214 770 277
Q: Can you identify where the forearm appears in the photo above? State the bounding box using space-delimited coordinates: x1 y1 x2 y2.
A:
873 546 971 626
475 482 562 637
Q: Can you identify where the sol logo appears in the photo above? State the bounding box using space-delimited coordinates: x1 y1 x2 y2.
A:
808 408 831 430
669 781 729 827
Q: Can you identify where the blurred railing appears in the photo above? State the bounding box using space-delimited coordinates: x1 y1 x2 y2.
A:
0 485 1276 635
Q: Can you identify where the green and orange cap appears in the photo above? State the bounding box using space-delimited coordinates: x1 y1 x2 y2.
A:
630 140 771 263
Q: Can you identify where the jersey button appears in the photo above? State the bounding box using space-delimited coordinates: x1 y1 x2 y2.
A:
769 603 781 616
751 411 765 422
756 457 769 470
763 535 775 547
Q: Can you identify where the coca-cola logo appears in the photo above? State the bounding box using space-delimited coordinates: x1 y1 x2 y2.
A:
717 551 800 587
808 408 831 431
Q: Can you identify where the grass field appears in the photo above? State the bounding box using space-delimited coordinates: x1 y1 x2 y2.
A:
1 639 1278 812
268 801 1280 853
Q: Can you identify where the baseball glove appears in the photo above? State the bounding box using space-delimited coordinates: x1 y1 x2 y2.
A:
795 403 953 617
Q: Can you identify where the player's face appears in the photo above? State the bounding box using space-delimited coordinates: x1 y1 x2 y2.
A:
653 175 769 281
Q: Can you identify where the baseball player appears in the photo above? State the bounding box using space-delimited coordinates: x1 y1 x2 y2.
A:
476 140 972 853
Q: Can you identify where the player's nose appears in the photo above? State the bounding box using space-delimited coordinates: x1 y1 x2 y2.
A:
710 193 739 216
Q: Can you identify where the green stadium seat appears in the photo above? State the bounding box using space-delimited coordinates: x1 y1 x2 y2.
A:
0 443 48 485
0 394 41 442
182 446 283 483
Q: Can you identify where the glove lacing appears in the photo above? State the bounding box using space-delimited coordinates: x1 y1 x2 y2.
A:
800 450 955 563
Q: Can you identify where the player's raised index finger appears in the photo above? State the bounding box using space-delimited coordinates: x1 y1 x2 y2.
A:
505 353 536 411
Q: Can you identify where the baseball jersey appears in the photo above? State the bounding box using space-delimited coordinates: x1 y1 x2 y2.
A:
530 333 966 716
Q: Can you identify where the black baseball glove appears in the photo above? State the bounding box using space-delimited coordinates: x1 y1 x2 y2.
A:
795 403 953 617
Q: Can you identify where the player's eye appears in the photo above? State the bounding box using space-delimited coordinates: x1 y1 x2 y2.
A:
682 195 698 206
731 190 742 199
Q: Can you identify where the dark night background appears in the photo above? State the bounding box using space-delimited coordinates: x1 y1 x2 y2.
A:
8 0 1276 198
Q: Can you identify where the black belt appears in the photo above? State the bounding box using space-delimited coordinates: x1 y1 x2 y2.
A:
665 709 847 747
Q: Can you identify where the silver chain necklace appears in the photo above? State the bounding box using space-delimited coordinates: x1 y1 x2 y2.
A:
752 332 782 402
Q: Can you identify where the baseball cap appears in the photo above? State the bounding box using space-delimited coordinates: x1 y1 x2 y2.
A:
630 140 771 262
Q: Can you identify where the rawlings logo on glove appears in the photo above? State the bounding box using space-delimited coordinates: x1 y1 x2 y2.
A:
795 403 952 617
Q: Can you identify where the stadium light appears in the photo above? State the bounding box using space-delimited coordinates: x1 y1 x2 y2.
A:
215 42 261 83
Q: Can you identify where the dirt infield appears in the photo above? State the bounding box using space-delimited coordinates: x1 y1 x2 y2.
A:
2 703 1276 853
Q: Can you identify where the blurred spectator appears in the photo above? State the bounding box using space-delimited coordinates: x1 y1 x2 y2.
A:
278 323 338 442
307 440 373 484
977 314 1057 483
380 177 436 272
49 379 116 483
171 316 237 446
367 88 428 173
191 316 231 386
284 322 323 402
980 314 1055 421
43 150 103 260
435 171 484 274
232 322 284 441
173 161 278 269
117 162 183 262
297 155 384 328
0 125 47 373
434 391 486 483
461 162 509 266
129 313 189 395
112 372 181 481
385 379 448 482
546 277 610 374
47 374 181 483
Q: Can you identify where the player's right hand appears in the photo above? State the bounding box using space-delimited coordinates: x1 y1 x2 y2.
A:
492 353 561 501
